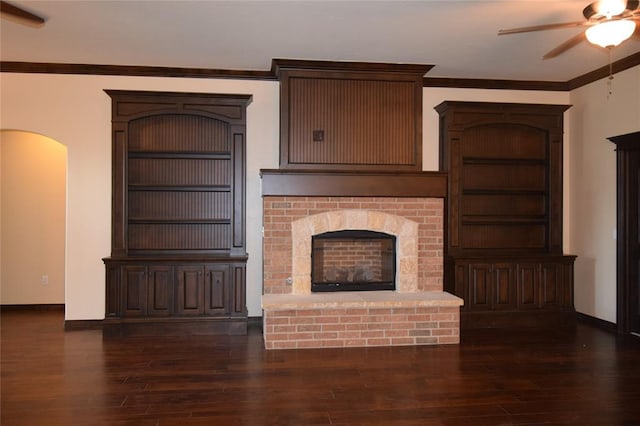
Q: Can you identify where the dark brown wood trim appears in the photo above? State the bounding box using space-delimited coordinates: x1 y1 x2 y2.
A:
568 52 640 90
0 61 275 80
1 304 64 311
2 52 638 90
575 311 617 333
423 78 569 91
260 169 447 198
64 320 104 331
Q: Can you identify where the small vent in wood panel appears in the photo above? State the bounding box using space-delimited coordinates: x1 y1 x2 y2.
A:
128 114 230 152
288 77 416 166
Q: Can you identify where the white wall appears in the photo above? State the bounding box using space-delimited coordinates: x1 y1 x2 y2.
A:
2 69 634 323
0 130 66 304
0 73 279 319
569 66 640 323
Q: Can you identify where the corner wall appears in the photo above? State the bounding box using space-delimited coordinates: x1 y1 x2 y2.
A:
568 65 640 323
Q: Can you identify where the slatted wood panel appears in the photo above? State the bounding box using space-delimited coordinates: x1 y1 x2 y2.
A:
128 115 230 152
128 191 231 221
128 223 232 251
287 77 416 167
128 158 231 186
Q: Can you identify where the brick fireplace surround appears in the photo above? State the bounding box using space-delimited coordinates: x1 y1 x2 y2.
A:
261 190 463 350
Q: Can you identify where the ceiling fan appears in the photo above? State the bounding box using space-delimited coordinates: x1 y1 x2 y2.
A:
499 0 640 59
0 0 45 27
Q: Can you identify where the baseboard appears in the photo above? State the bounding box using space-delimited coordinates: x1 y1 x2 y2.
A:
248 316 263 327
64 319 104 331
1 304 64 312
461 310 576 329
102 316 248 337
575 312 617 333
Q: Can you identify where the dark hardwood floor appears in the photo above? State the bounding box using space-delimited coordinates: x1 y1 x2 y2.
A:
2 309 640 425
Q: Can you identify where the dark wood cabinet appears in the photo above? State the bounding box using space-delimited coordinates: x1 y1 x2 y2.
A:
437 101 576 328
103 91 251 336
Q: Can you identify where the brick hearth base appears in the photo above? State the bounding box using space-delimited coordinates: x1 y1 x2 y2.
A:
262 291 463 350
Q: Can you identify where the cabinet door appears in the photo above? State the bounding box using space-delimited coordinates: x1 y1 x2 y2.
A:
147 265 174 316
466 262 515 311
204 264 229 316
516 263 540 309
176 265 204 316
122 265 147 316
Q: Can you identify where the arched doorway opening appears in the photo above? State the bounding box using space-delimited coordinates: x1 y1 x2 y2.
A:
1 130 67 306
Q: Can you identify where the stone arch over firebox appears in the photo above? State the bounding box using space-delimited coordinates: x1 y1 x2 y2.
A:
290 210 419 295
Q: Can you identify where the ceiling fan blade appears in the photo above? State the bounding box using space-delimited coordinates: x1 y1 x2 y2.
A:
498 21 587 35
0 0 45 26
543 32 587 60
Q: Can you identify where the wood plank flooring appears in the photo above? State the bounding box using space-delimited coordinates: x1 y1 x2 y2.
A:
2 309 640 425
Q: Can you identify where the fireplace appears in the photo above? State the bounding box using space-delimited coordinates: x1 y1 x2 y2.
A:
260 174 463 350
311 230 396 292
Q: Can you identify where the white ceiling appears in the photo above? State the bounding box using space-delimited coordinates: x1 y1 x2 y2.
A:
1 0 639 82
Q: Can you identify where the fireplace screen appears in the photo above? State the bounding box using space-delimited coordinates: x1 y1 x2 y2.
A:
311 230 396 292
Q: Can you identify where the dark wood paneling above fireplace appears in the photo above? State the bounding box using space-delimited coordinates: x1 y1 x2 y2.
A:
260 169 447 198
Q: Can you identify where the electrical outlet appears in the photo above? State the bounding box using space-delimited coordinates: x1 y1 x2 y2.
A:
41 275 48 286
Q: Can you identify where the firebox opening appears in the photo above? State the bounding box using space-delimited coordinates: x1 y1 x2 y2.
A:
311 230 396 292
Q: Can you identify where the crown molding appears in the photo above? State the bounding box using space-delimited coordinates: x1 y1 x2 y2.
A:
0 62 275 80
1 52 639 91
568 51 640 90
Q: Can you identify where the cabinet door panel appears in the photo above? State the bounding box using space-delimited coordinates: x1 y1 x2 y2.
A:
540 263 562 308
204 265 229 316
493 263 516 310
176 265 204 315
468 263 492 311
147 265 173 316
454 262 468 311
123 265 147 316
105 264 122 317
517 263 539 309
231 264 247 316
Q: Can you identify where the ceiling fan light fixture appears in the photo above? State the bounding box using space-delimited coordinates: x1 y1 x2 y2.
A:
594 0 627 18
585 19 637 47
